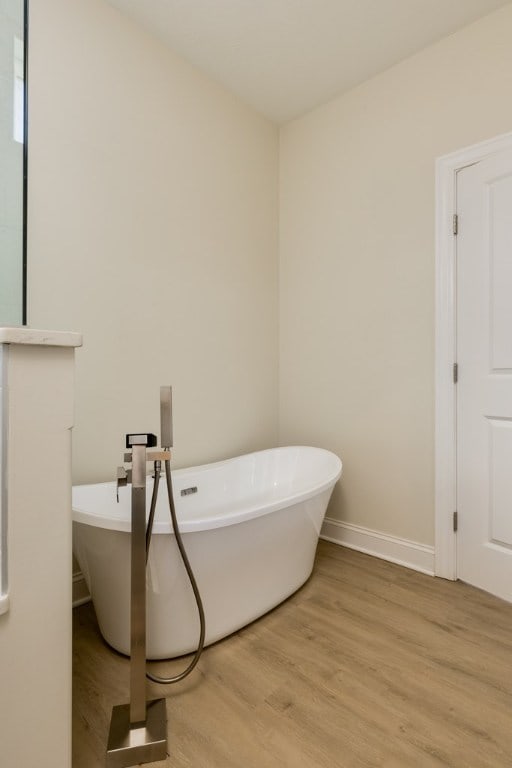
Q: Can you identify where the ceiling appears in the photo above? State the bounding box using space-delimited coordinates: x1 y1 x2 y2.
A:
107 0 510 123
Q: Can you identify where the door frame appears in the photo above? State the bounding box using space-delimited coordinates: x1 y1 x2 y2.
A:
435 130 512 580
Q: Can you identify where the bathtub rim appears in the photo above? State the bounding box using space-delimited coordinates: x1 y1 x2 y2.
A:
72 445 342 534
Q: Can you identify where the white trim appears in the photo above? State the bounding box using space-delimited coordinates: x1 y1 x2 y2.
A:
73 595 91 609
320 518 435 576
0 593 9 615
73 524 434 602
435 131 512 580
435 149 458 579
72 571 91 608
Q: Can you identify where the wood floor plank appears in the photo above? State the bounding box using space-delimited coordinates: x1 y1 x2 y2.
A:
73 541 512 767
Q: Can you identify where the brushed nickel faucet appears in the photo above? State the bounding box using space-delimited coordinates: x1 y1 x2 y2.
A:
106 389 173 767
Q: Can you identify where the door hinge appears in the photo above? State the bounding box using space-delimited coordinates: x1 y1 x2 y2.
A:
453 214 458 236
453 511 458 532
453 363 458 384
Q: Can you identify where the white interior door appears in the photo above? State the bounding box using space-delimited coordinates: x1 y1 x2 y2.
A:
457 148 512 601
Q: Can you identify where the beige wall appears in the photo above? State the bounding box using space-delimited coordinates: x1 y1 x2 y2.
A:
28 0 279 483
26 0 512 546
279 4 512 546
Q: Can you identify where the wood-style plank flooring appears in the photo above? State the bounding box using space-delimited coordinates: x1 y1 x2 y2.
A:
73 541 512 767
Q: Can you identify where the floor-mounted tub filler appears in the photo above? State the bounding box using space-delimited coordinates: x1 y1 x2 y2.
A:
72 388 342 766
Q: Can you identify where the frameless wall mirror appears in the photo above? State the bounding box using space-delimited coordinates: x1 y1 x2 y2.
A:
0 0 27 326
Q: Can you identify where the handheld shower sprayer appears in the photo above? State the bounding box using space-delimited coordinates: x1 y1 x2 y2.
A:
145 386 206 684
160 385 173 450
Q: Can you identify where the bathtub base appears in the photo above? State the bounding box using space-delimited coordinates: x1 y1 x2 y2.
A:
106 698 168 768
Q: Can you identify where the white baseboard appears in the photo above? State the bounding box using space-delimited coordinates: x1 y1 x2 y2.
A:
72 520 434 608
320 517 435 576
72 571 91 608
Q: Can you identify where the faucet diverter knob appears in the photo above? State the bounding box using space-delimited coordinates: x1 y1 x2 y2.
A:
117 466 129 484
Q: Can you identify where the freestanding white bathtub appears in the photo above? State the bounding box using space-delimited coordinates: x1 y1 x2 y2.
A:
72 446 342 659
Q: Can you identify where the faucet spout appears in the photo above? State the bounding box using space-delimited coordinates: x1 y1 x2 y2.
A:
116 466 130 502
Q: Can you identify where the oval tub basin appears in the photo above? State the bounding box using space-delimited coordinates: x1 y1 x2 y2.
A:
72 445 342 659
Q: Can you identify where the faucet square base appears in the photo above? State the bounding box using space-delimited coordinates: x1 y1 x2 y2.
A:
106 698 168 768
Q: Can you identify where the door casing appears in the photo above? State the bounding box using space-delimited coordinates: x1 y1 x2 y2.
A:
435 130 512 580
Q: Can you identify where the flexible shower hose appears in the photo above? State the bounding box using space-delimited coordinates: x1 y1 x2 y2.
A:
144 459 206 684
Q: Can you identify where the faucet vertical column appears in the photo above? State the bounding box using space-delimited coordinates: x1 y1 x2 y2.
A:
130 439 148 725
107 430 168 768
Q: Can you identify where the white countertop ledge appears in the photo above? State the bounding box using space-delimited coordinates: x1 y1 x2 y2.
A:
0 327 83 347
